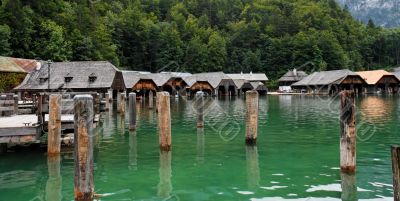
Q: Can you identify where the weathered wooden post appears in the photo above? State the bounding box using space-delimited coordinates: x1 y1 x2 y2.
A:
74 95 94 201
13 95 18 115
118 92 126 114
195 91 204 128
157 92 171 151
246 146 260 189
340 90 356 174
341 172 357 201
93 93 100 114
37 93 44 131
48 94 61 155
392 145 400 201
158 151 172 198
105 93 110 111
46 155 62 201
129 92 136 131
0 143 7 154
245 90 259 145
149 90 154 109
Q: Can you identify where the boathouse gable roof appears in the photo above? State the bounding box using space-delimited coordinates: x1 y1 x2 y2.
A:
0 56 37 73
292 69 361 86
356 70 399 85
278 69 308 83
15 61 121 91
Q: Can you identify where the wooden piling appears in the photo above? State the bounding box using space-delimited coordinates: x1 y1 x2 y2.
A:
37 93 44 130
0 143 7 154
129 92 136 131
245 90 259 145
74 95 94 201
392 145 400 201
93 93 100 114
340 90 356 174
48 94 62 155
149 90 154 109
13 95 18 115
195 91 204 128
118 92 126 114
157 92 171 151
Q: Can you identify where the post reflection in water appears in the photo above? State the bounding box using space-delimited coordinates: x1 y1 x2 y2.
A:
129 131 137 170
158 151 172 199
197 128 205 163
341 172 357 201
117 114 125 136
246 146 260 190
45 155 62 201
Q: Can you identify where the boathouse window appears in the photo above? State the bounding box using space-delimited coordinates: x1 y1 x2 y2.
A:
64 76 73 83
89 74 97 83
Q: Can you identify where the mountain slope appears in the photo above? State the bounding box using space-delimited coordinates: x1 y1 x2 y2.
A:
337 0 400 27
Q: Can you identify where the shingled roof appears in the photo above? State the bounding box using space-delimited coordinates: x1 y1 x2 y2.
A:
394 71 400 80
356 70 397 85
0 56 38 73
278 69 308 82
292 69 358 86
15 61 122 91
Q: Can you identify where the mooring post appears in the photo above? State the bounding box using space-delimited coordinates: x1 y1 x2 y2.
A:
37 93 44 129
157 92 171 151
392 145 400 201
245 90 259 145
48 94 61 156
195 91 204 128
0 143 7 154
129 92 137 130
340 90 356 174
13 95 18 115
118 92 126 114
149 90 154 109
74 95 94 201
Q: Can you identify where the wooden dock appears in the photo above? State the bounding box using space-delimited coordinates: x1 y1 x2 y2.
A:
0 115 40 144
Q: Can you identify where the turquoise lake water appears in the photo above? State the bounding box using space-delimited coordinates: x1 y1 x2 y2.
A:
0 95 399 201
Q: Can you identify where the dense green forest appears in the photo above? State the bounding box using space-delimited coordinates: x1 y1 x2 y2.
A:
0 0 399 81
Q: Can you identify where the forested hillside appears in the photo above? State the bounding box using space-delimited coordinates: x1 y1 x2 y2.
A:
0 0 399 80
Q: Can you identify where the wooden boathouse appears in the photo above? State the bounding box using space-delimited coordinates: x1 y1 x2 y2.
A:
291 69 366 95
277 69 308 92
227 73 269 95
356 70 400 94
